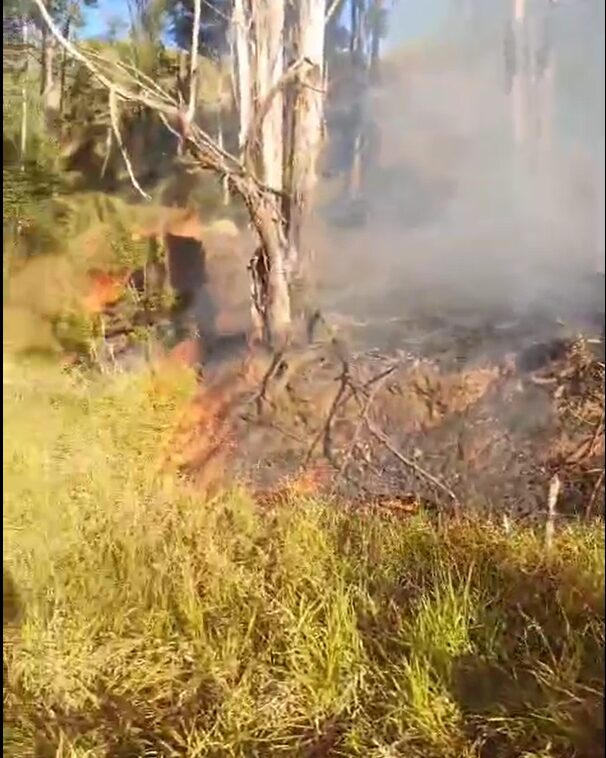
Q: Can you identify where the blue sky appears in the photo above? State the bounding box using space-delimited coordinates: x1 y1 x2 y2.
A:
81 0 127 39
81 0 449 44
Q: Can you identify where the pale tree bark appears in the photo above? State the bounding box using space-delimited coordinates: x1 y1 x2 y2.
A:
251 0 284 190
249 0 292 346
350 0 365 59
511 0 527 147
59 13 72 116
186 0 201 124
286 0 326 264
41 29 60 124
177 48 188 102
509 0 555 163
20 16 29 171
233 0 252 150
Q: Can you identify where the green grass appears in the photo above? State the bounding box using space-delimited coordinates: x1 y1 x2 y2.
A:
3 358 604 757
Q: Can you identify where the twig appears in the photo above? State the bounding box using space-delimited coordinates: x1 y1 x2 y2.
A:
108 88 150 200
566 410 605 464
99 126 112 179
325 0 344 23
32 0 178 116
85 48 175 104
158 111 183 142
322 360 350 464
545 473 560 550
303 358 350 467
585 469 604 521
253 350 286 416
332 368 393 489
365 420 459 508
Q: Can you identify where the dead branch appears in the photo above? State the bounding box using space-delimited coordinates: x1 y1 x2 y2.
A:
545 473 560 550
333 367 396 488
100 126 112 179
322 360 351 464
325 0 345 23
108 88 150 199
32 0 178 116
85 47 175 105
565 409 605 464
254 350 287 416
365 420 460 508
586 469 605 520
303 357 350 467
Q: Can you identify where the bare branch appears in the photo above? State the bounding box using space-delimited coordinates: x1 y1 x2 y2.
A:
325 0 344 23
366 421 460 507
32 0 178 117
545 473 560 550
85 47 175 105
108 88 151 199
100 126 112 179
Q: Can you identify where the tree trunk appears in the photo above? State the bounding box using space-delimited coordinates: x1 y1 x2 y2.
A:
286 0 326 265
510 0 527 148
42 28 60 127
59 14 72 117
252 0 285 190
187 0 201 123
233 0 252 150
20 16 29 171
254 0 291 346
369 0 383 82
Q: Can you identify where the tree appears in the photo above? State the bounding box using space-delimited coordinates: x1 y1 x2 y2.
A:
31 0 390 349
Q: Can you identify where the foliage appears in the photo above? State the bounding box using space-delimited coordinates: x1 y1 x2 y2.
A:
168 0 231 59
3 359 604 758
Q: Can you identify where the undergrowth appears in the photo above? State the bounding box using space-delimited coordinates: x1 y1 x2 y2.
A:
3 358 604 758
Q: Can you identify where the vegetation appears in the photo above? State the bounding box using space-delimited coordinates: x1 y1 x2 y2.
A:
3 3 604 757
3 358 604 757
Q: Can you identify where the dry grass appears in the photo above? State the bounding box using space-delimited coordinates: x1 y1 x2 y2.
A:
3 357 604 758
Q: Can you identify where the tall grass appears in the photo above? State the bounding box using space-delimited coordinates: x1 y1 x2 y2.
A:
3 358 604 757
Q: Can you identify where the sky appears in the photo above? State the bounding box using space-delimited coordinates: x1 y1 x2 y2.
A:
81 0 128 39
81 0 449 45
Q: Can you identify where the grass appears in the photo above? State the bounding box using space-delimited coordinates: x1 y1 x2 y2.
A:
3 357 604 758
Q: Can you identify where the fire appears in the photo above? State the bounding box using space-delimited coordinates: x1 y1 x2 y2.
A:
82 269 128 314
159 366 250 493
280 466 331 496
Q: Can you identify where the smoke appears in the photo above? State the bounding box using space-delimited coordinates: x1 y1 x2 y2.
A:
316 0 605 337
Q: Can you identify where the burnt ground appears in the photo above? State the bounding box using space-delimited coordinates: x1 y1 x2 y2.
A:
166 284 604 522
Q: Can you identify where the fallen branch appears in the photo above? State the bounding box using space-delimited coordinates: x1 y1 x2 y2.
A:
365 420 459 508
332 367 396 489
565 409 605 464
302 357 350 467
